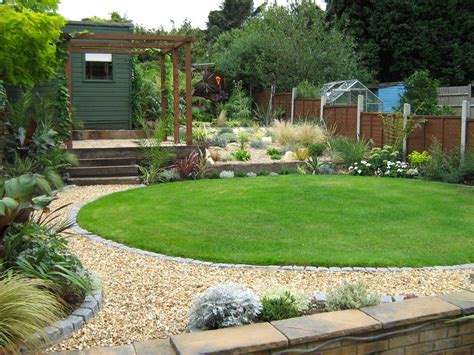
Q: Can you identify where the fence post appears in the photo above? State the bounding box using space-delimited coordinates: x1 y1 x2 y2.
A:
320 95 326 124
356 95 364 141
403 103 411 161
290 87 297 124
461 100 468 159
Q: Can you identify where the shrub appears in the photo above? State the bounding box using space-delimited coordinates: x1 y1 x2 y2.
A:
157 169 180 183
297 80 320 99
5 222 94 306
267 148 283 160
219 170 235 179
424 141 474 184
270 120 325 147
219 132 238 143
326 281 380 312
171 151 199 179
233 149 251 161
328 136 369 166
368 145 400 170
260 292 301 322
308 143 326 159
408 150 432 167
217 127 234 136
210 135 228 148
294 148 309 161
250 140 266 149
188 283 262 330
0 275 65 352
246 172 257 177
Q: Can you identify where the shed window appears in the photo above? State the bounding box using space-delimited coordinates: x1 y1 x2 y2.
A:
85 53 113 80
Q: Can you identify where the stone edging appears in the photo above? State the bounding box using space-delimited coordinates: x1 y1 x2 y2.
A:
68 188 474 273
42 276 103 347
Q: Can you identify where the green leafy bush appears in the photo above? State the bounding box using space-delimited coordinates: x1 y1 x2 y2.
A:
297 80 320 99
308 143 326 159
233 149 251 161
224 82 252 124
408 150 432 167
0 275 65 353
259 291 301 322
367 145 400 170
4 222 94 306
267 148 283 160
423 141 474 185
326 281 380 312
328 136 369 166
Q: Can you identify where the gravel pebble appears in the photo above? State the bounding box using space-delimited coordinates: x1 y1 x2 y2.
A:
49 185 472 351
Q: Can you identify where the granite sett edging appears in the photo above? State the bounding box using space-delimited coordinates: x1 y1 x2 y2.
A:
41 276 103 347
67 187 474 273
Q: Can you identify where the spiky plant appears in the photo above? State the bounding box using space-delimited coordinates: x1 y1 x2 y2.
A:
0 275 65 353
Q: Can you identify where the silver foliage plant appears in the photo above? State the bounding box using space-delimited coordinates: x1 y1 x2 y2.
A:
188 283 262 330
325 281 380 312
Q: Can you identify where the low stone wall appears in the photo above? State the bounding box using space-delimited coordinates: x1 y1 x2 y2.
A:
72 291 474 354
207 161 304 175
171 292 474 354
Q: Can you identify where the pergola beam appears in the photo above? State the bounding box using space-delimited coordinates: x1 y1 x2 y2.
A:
70 41 181 49
74 33 195 42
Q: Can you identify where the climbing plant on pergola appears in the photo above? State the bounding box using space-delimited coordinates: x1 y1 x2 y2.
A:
65 33 195 145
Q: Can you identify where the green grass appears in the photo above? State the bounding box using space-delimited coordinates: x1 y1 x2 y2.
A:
77 175 474 267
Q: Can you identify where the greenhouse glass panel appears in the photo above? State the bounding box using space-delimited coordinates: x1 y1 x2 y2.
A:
321 80 383 112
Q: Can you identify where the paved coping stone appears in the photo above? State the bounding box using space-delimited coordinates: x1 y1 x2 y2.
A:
68 189 474 273
272 309 381 345
361 296 462 329
170 322 288 355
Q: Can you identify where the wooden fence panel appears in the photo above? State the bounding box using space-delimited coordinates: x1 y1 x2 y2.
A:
467 120 474 150
324 105 357 136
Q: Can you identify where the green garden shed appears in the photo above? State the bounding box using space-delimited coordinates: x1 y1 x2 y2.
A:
65 21 134 129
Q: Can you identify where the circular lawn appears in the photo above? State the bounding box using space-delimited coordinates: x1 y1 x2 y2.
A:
77 175 474 267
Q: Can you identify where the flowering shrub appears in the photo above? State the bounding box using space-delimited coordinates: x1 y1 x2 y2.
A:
188 283 262 330
348 145 418 178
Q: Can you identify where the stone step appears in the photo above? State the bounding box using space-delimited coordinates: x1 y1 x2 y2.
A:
78 157 138 167
68 165 139 178
68 176 140 186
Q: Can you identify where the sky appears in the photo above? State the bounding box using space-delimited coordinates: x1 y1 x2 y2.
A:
58 0 327 30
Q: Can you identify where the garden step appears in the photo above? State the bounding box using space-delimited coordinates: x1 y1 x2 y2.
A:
68 165 139 178
70 147 143 160
78 157 138 167
68 176 140 186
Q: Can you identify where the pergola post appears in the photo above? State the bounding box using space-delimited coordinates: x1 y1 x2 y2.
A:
172 49 180 143
65 41 73 149
185 43 193 145
160 54 167 140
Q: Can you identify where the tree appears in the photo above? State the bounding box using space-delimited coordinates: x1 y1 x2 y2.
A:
399 70 454 115
82 11 132 23
0 0 64 87
206 0 254 41
326 0 474 85
212 0 370 92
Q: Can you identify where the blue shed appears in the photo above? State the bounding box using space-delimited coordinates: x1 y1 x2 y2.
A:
372 83 406 113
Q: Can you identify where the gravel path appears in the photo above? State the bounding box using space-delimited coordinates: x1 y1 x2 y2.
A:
51 185 472 351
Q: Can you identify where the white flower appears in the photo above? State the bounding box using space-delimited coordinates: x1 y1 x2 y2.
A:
357 169 362 174
366 163 371 167
361 160 367 164
349 166 353 171
354 162 358 165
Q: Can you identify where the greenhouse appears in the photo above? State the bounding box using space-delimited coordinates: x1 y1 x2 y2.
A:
321 79 384 112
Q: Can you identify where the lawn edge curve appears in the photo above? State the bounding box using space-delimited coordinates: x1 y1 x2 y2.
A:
69 186 474 273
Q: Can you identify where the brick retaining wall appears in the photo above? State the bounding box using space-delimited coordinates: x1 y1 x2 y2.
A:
68 290 474 354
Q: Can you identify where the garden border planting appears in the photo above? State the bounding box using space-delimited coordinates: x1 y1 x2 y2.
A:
69 187 474 273
31 276 103 349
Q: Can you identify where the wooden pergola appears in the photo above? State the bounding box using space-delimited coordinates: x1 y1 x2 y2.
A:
65 34 195 145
